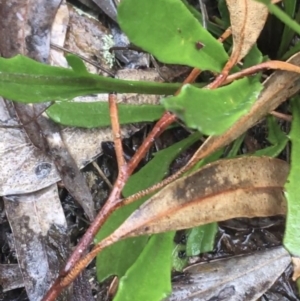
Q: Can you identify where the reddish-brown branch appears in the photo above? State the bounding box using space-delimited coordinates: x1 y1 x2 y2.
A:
62 174 125 274
109 93 126 170
126 111 177 175
181 68 201 85
41 114 177 300
218 27 232 43
224 60 300 84
43 234 118 301
42 179 125 301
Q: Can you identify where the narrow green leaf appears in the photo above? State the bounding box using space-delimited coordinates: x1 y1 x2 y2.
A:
65 55 89 74
114 232 174 301
117 0 228 72
253 116 288 157
181 0 225 39
255 0 300 35
162 78 263 135
47 102 165 128
186 223 218 256
227 134 246 158
277 0 297 57
96 132 201 281
284 97 300 256
243 45 263 69
282 40 300 61
218 0 231 28
0 55 182 103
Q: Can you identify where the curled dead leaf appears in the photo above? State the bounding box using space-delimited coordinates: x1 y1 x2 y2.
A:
112 157 288 240
226 0 268 64
60 157 289 290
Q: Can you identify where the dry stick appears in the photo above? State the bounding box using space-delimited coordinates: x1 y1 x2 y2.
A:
270 111 292 122
219 27 232 43
92 161 113 189
63 111 174 270
50 43 115 77
42 29 234 301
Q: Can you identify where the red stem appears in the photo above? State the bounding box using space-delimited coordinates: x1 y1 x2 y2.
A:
109 93 125 169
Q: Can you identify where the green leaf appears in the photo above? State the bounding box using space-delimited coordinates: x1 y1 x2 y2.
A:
282 40 300 61
253 116 288 157
218 0 231 28
186 223 218 256
172 242 188 272
227 134 246 158
181 0 225 39
277 0 297 57
255 0 300 35
117 0 228 72
47 102 165 128
0 55 182 103
280 7 300 59
283 97 300 256
66 55 89 74
114 232 174 301
243 45 263 69
162 78 263 135
96 132 201 281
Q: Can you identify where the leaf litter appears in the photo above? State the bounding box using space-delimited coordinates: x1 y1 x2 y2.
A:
104 157 288 240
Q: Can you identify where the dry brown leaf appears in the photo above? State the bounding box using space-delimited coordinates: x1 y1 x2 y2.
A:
110 157 288 240
62 157 289 291
166 247 291 301
292 257 300 281
226 0 268 64
3 185 71 301
0 264 24 292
